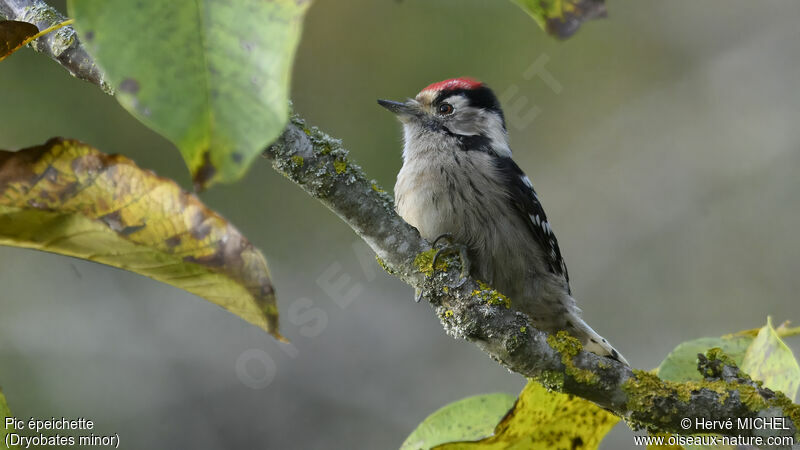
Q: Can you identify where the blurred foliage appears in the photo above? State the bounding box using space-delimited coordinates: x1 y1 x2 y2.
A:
657 337 752 384
67 0 310 188
400 393 516 450
0 388 16 449
511 0 606 39
437 381 618 450
740 318 800 401
404 381 618 450
0 138 281 339
658 318 800 401
651 318 800 450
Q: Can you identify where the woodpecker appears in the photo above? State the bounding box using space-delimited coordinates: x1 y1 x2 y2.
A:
378 77 628 365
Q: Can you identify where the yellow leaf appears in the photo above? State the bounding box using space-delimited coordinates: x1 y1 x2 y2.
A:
0 138 281 340
741 317 800 401
436 381 619 450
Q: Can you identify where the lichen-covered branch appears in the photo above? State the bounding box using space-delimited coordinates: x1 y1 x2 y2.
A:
7 4 799 443
263 116 799 444
0 0 111 93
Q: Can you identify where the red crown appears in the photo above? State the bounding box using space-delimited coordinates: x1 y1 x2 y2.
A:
421 77 483 93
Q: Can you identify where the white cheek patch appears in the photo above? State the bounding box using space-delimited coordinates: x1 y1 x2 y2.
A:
442 97 482 136
483 112 511 157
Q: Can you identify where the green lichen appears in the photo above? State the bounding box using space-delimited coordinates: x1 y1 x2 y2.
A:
414 249 447 277
371 182 386 193
444 310 454 318
547 331 599 385
622 370 686 429
621 369 800 435
290 155 304 167
520 326 527 333
736 384 800 433
471 280 511 309
705 347 738 368
333 159 347 174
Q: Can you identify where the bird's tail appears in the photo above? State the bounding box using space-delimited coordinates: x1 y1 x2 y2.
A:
567 313 629 366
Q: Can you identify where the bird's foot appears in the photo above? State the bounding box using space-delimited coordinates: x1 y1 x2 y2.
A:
431 233 471 287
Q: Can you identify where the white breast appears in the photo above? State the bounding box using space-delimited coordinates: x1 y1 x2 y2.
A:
394 155 456 242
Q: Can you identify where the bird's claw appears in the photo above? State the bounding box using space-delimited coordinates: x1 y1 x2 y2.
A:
430 233 471 283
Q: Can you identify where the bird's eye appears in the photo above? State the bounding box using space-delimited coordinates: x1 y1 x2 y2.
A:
437 103 454 115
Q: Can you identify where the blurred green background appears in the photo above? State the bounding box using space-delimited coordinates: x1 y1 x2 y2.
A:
2 1 800 448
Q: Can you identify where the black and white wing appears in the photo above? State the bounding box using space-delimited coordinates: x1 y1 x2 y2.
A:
494 156 570 289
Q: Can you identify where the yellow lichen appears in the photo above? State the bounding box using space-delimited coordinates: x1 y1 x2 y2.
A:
333 159 347 174
444 310 454 318
371 182 386 194
620 348 800 436
705 347 740 372
471 280 511 309
547 331 599 385
413 249 447 277
290 155 304 167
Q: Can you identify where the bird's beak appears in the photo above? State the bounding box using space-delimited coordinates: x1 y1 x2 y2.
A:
377 99 416 118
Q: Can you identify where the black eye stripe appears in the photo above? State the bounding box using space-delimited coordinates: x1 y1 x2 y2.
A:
434 86 506 129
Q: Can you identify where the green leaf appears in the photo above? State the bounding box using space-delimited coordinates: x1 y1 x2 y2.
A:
741 318 800 401
657 336 752 383
510 0 606 39
655 319 800 450
434 381 619 450
0 138 281 340
657 319 800 402
1 388 18 449
400 393 516 450
67 0 311 189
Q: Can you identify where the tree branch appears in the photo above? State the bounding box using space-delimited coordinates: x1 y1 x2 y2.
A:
6 4 799 443
0 0 112 93
262 117 799 443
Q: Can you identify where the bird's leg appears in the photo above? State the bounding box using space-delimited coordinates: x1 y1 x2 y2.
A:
430 233 471 287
